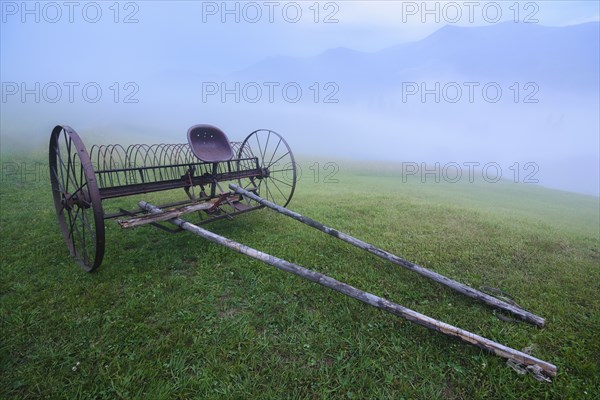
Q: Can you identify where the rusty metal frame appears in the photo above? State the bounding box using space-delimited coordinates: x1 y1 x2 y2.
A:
49 124 297 272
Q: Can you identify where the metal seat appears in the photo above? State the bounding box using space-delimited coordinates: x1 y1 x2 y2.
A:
187 124 233 162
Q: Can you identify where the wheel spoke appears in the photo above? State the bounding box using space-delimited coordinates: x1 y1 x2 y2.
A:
82 213 96 243
68 205 82 239
255 179 265 196
266 138 283 167
270 176 293 188
71 181 89 199
56 145 72 193
263 131 271 160
256 134 267 164
54 143 67 193
269 151 290 167
50 165 66 195
264 179 276 203
78 156 85 190
64 133 73 193
67 207 81 256
57 146 78 195
269 177 288 202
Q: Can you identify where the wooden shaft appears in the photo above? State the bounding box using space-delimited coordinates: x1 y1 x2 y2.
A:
138 200 557 378
229 184 545 327
118 196 243 229
118 202 213 228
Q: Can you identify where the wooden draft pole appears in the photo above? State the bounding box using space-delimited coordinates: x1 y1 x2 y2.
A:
138 201 557 378
118 202 213 229
229 184 546 328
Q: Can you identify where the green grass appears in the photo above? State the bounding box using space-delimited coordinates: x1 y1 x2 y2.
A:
1 152 599 399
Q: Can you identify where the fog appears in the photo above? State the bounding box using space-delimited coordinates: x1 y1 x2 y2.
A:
1 1 599 196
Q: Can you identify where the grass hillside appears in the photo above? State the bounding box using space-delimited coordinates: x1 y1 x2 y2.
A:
1 152 599 399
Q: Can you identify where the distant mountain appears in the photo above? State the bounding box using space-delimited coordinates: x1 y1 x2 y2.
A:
232 22 600 94
223 22 599 197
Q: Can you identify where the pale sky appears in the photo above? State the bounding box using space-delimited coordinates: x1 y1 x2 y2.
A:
2 1 599 77
1 1 599 195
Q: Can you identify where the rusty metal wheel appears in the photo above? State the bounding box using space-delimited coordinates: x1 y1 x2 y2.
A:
49 125 105 272
237 129 297 207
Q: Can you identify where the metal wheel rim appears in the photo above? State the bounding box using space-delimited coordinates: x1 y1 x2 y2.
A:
237 129 297 207
49 125 105 272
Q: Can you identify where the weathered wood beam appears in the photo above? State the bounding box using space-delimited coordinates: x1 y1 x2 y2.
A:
229 184 546 327
118 202 213 229
118 195 243 229
138 200 557 378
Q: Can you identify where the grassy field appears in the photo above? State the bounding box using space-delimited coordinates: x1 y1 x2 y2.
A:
1 151 599 399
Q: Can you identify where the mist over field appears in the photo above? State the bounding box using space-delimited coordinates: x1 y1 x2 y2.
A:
3 3 600 397
1 1 599 196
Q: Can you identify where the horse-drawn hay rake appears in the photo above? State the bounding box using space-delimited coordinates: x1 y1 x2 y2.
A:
49 124 556 379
